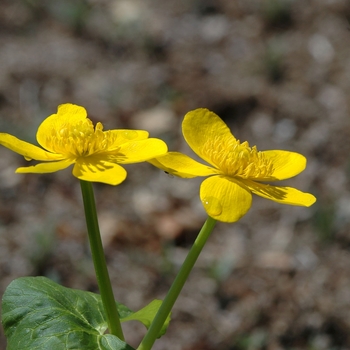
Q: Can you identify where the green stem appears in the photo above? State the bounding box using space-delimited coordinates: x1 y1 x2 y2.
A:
137 216 217 350
79 180 124 341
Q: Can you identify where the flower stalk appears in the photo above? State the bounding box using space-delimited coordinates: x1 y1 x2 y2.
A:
137 216 217 350
80 180 124 340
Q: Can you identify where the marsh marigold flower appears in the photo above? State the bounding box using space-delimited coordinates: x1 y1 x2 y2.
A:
0 103 167 185
150 108 316 223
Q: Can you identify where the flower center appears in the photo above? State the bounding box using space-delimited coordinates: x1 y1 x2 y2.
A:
203 137 274 179
46 119 118 158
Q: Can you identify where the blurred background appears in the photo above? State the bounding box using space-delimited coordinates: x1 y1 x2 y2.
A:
0 0 349 349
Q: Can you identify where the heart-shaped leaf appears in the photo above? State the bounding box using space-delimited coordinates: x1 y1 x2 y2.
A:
2 277 170 350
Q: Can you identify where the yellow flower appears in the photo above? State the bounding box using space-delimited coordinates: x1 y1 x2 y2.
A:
150 108 316 223
0 103 167 185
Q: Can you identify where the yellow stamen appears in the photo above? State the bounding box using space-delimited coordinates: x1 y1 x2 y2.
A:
202 137 274 179
44 119 118 158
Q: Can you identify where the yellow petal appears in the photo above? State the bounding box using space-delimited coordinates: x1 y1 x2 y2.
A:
242 179 316 206
0 133 64 161
116 138 168 164
149 152 218 178
73 158 127 185
259 150 307 180
36 104 87 149
109 130 149 146
200 176 252 223
182 108 237 167
16 159 74 173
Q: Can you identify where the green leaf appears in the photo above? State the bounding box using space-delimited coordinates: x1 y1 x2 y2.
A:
121 300 171 338
2 277 135 350
2 277 172 349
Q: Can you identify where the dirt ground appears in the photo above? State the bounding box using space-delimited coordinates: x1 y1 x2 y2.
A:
0 0 350 349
